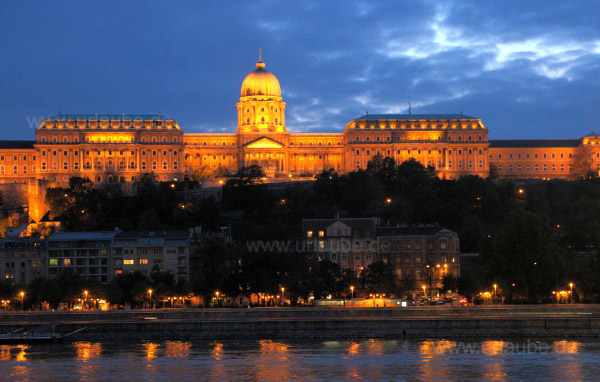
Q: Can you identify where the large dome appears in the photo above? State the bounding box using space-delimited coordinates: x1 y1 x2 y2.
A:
240 60 281 98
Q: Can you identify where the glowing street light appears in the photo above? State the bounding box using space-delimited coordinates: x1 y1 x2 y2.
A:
83 290 89 309
569 283 574 304
281 287 285 306
493 284 498 305
385 198 392 204
350 285 355 299
19 291 25 311
148 289 153 309
422 285 426 298
215 291 220 308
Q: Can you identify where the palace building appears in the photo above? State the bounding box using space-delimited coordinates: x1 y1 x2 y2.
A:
1 54 599 219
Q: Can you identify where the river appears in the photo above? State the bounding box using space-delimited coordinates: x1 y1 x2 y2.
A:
1 338 599 381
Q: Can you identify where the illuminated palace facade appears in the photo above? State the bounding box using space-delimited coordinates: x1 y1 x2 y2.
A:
1 56 600 191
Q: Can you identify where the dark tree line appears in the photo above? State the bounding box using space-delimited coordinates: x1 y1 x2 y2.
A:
39 156 600 303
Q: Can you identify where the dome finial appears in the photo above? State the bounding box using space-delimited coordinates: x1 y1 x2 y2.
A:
256 48 265 69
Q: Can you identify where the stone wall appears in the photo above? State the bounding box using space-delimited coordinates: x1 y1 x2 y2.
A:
2 306 600 340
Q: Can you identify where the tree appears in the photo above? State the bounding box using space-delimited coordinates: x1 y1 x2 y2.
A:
192 165 214 181
227 165 265 186
488 164 499 180
442 274 459 294
359 261 396 296
482 209 561 302
571 145 595 180
191 236 238 306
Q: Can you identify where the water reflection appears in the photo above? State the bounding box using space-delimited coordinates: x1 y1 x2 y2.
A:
552 340 582 382
365 339 384 356
419 340 457 380
482 341 507 381
553 340 581 354
254 340 290 381
0 345 29 362
165 341 192 358
0 339 595 381
347 341 360 356
143 342 160 360
74 342 102 361
210 341 223 361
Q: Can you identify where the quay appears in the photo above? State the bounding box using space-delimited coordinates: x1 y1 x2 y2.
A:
1 305 600 341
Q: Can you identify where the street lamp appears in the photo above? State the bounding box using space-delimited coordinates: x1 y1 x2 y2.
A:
422 285 426 299
19 291 25 311
350 285 355 300
493 284 497 305
83 290 89 310
569 283 574 304
281 287 285 306
148 289 153 309
215 291 220 308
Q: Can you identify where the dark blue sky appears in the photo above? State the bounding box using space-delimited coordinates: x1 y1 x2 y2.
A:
1 1 599 140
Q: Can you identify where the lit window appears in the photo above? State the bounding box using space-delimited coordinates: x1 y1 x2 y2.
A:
49 258 58 266
307 231 313 238
318 231 324 237
63 259 71 266
140 259 148 264
124 260 134 265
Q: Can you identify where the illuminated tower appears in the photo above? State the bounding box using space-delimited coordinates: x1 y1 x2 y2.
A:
237 50 286 134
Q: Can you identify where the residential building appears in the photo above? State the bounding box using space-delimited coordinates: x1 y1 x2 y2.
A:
46 231 114 283
0 237 47 283
111 230 191 282
302 218 459 290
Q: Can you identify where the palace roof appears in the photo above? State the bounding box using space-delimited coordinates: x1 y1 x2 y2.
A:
46 114 174 121
356 114 477 120
114 230 191 239
376 226 455 237
302 218 378 237
0 140 35 149
489 139 581 148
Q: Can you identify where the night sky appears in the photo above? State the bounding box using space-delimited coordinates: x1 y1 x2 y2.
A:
1 1 599 140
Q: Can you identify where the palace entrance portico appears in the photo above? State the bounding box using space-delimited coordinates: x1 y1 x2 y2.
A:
241 137 287 177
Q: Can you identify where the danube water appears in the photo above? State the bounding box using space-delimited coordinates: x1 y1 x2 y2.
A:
1 338 599 381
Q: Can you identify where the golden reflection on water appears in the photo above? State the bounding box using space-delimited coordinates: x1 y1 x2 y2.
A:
0 345 29 362
365 339 384 356
74 342 102 361
74 342 102 381
211 341 223 361
551 340 582 382
482 341 508 381
143 343 160 360
419 340 457 380
553 340 581 354
165 341 192 358
419 339 456 356
209 342 227 380
255 340 290 381
347 342 360 356
482 340 506 356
